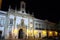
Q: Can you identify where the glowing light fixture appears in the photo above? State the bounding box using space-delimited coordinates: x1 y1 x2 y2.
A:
34 30 38 35
48 31 53 36
13 28 18 35
55 31 58 36
42 30 47 36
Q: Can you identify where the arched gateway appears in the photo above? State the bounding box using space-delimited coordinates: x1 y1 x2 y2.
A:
18 29 24 39
17 18 27 39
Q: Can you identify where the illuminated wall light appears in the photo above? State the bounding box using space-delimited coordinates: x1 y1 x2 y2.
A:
55 31 58 36
34 30 38 35
13 28 18 36
48 31 53 36
41 30 47 38
27 29 38 36
27 29 30 34
27 29 32 36
42 30 47 36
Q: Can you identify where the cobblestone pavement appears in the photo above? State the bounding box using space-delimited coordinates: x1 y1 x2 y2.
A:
0 38 43 40
0 38 57 40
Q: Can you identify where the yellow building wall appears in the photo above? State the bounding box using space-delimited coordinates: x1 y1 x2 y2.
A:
41 30 47 37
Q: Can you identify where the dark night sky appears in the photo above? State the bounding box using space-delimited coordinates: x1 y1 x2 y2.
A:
1 0 59 23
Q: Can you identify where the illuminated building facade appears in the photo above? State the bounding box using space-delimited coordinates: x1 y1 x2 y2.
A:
0 1 58 39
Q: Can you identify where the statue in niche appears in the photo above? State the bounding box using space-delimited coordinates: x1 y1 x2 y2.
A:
17 19 27 29
21 19 24 26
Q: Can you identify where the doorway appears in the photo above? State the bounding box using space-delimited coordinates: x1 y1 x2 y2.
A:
18 29 24 39
39 33 41 38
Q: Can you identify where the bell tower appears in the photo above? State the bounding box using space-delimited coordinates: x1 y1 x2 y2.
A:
20 1 26 13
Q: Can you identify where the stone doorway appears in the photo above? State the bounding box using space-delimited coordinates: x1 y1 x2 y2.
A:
18 29 24 39
39 33 41 38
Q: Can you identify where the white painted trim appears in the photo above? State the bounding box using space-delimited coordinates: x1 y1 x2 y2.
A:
0 10 7 14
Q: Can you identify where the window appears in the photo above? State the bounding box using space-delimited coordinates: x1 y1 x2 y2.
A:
35 23 38 29
10 19 13 26
0 15 6 27
36 23 37 27
9 15 14 26
22 4 24 8
39 24 40 28
36 23 37 26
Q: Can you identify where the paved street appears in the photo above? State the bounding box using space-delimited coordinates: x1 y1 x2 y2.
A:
1 36 59 40
0 38 43 40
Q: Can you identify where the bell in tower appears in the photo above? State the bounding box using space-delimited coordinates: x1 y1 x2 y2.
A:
20 1 26 13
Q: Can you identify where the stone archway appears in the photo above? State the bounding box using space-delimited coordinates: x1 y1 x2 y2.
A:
18 29 24 39
39 33 41 38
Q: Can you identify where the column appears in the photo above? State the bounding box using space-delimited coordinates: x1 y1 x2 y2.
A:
13 15 16 39
32 17 34 38
4 13 9 39
27 16 29 39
